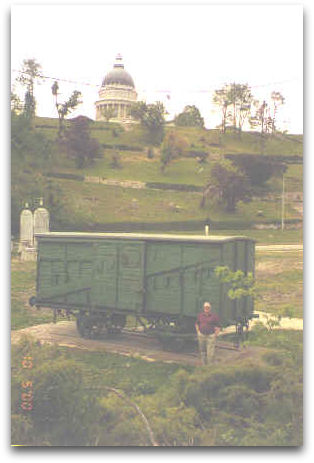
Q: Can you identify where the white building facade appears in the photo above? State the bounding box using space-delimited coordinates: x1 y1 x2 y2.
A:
95 54 137 123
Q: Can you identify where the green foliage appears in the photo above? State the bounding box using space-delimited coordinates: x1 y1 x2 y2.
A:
24 90 36 120
175 105 204 128
110 150 122 169
52 81 82 137
31 360 101 445
46 172 85 181
11 113 54 234
131 101 166 145
11 113 53 165
215 265 256 300
213 83 253 133
10 113 302 235
263 313 282 332
16 58 42 119
11 328 302 447
202 159 251 212
228 154 287 188
146 182 202 192
160 131 188 172
62 117 102 168
102 143 143 151
11 258 52 330
11 92 23 115
212 87 230 133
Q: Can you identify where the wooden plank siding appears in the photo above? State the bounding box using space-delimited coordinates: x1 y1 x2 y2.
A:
35 233 255 325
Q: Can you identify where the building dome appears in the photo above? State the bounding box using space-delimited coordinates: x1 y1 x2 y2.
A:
95 54 138 123
102 54 135 88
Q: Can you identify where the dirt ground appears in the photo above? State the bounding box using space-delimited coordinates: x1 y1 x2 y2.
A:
255 246 303 318
11 321 271 367
255 254 303 276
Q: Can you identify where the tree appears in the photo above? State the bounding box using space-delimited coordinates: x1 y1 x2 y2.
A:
212 87 230 133
227 83 253 134
130 101 166 145
16 59 43 119
11 111 54 234
201 159 250 212
63 117 102 168
250 92 285 136
250 99 269 135
174 105 204 128
51 81 82 137
213 83 253 134
228 154 287 188
160 131 188 172
270 91 285 133
11 92 23 115
214 266 256 301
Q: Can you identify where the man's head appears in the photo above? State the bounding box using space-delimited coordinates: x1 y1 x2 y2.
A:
203 302 211 314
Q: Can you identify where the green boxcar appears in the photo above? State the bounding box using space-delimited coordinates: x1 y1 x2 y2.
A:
33 232 255 337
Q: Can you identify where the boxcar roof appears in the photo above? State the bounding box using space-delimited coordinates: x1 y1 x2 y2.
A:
35 232 255 243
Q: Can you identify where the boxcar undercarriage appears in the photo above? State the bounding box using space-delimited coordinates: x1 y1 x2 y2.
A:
30 300 257 350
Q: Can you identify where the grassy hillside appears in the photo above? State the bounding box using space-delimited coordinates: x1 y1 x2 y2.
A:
35 116 303 158
12 116 303 239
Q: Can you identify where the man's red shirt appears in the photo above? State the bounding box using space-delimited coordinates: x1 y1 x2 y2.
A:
196 311 220 335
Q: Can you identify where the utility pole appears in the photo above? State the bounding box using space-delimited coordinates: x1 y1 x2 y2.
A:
281 174 285 231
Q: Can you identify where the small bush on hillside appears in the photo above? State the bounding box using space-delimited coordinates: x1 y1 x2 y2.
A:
110 151 122 169
63 117 102 168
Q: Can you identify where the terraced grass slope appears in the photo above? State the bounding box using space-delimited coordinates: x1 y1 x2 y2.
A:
13 116 303 237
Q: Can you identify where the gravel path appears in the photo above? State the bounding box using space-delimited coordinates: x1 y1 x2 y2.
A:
11 321 269 366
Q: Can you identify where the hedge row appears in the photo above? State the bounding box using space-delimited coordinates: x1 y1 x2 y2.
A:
53 218 302 233
45 172 85 181
101 143 143 152
35 124 58 129
146 182 203 192
225 153 303 164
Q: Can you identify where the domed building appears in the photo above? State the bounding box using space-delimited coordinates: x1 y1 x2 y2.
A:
95 54 137 123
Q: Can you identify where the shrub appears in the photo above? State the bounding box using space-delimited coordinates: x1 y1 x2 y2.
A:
110 151 122 169
226 154 287 187
45 172 84 181
147 147 154 159
160 131 188 172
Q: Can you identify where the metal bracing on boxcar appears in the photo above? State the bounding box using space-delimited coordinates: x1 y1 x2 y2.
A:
31 233 256 348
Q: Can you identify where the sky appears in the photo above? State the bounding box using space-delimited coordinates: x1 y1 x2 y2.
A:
10 3 303 133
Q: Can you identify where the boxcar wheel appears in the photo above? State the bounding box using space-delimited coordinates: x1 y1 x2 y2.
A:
107 314 127 333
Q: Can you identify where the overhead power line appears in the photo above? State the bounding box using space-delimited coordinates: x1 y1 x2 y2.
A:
11 69 298 94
